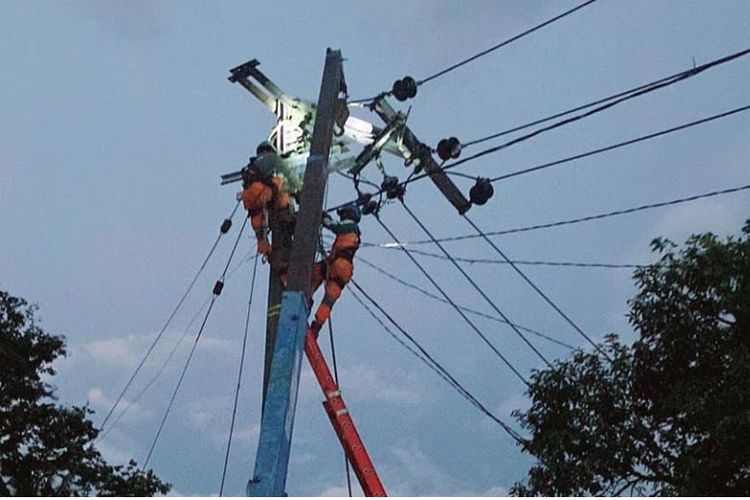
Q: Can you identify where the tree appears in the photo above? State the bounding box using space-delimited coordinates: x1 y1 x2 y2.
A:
0 290 170 496
512 220 750 496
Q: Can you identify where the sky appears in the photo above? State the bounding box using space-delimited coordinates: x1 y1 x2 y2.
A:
1 0 749 496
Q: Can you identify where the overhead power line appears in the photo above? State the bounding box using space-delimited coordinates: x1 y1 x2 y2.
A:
375 215 530 386
349 282 526 445
145 217 248 467
463 47 750 148
99 201 241 433
417 0 599 86
400 202 553 367
376 183 750 247
357 256 574 350
361 245 644 269
462 214 610 360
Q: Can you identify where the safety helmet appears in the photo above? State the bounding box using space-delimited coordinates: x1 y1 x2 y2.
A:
256 141 275 155
337 202 361 223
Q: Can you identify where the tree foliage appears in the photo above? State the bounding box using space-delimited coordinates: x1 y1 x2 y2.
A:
512 220 750 496
0 290 170 496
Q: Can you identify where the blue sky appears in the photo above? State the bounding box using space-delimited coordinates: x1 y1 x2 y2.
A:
1 0 749 496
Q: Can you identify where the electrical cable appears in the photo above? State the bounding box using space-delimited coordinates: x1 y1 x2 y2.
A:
326 104 750 217
356 256 574 350
400 202 553 367
374 215 529 386
463 47 750 148
326 319 353 498
219 254 260 496
376 183 750 246
462 214 610 360
362 245 644 269
144 216 248 467
99 201 241 432
349 281 525 445
99 252 257 442
417 0 598 87
349 0 597 104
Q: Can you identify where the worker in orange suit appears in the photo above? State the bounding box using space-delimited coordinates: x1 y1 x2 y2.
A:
239 141 301 258
308 203 361 337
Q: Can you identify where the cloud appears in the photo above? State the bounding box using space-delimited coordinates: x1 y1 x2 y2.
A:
85 336 141 367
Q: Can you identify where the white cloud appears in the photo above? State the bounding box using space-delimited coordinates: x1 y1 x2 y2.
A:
85 336 141 367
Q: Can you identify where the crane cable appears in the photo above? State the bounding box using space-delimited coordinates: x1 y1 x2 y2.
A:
400 202 553 367
99 200 241 433
349 281 525 445
219 253 260 496
144 216 248 467
374 215 529 386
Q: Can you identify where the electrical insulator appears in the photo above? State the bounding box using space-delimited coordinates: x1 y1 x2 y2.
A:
381 175 399 193
220 218 232 234
469 178 494 206
392 76 417 102
437 137 462 161
213 280 225 296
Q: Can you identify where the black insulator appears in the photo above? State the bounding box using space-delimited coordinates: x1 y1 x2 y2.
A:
213 280 224 296
437 137 462 161
392 76 417 102
381 175 399 192
469 178 494 206
220 218 232 234
402 76 417 98
447 137 461 159
363 200 379 215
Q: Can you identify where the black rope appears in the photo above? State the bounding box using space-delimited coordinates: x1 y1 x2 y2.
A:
349 281 525 445
99 200 241 432
400 202 553 368
463 214 611 361
144 216 248 467
463 47 750 147
356 256 574 350
417 0 598 86
326 319 353 497
380 183 750 246
375 215 529 386
220 254 260 496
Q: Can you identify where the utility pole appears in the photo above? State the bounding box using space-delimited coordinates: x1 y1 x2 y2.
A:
246 49 344 497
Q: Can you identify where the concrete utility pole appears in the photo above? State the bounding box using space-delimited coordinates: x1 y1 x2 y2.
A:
246 49 344 497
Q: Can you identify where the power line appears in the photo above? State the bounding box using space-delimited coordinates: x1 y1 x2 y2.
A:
325 318 353 498
220 253 260 496
144 216 248 467
484 104 750 183
374 215 529 386
356 255 575 350
99 252 256 442
99 201 241 432
417 0 598 86
349 281 526 444
361 245 644 269
463 47 750 148
400 202 553 368
326 104 750 217
376 183 750 246
462 214 610 360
